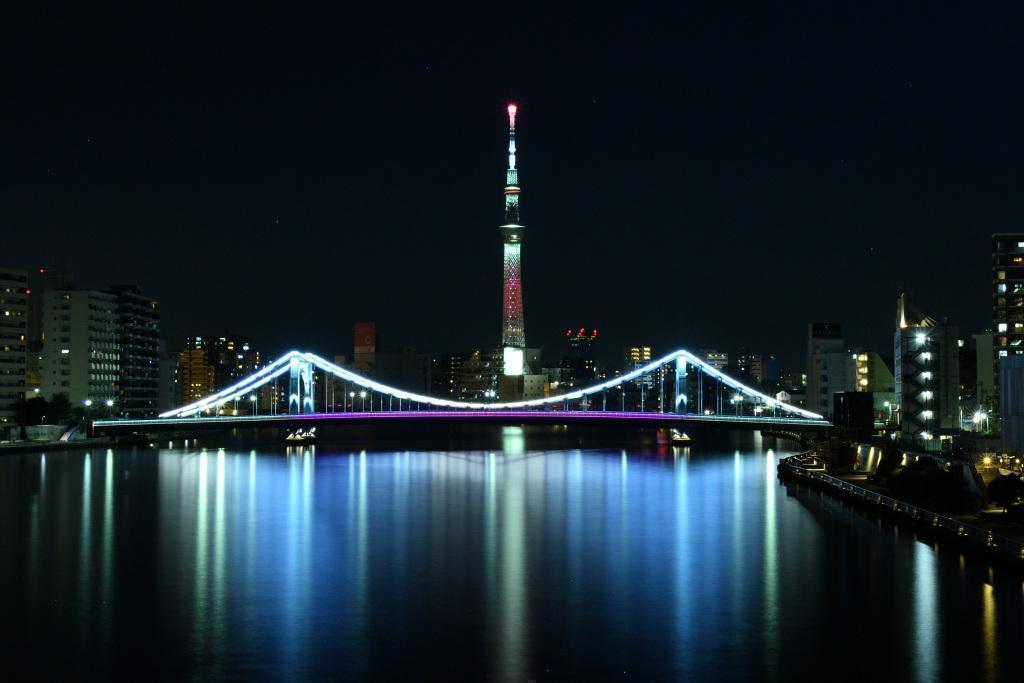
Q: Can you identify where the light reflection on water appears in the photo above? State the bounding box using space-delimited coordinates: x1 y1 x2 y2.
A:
1 434 1023 681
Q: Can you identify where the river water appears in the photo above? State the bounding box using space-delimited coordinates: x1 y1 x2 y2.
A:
1 427 1022 681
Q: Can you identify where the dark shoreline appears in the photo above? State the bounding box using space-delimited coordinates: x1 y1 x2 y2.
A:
778 454 1024 568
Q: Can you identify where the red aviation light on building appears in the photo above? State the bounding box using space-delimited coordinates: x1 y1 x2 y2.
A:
507 103 517 128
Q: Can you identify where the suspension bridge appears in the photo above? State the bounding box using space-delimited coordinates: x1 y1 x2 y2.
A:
92 349 829 435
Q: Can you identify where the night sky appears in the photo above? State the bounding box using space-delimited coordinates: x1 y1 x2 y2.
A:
5 4 1021 369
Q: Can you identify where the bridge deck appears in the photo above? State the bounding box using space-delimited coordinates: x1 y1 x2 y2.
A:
94 410 830 434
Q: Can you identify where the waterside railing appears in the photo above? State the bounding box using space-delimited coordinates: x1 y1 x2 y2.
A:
778 453 1024 562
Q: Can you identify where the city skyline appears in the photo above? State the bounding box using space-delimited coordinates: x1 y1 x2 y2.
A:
5 6 1024 681
4 6 1016 369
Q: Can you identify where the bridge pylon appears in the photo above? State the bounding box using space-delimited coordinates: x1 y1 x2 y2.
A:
674 356 688 414
288 358 315 414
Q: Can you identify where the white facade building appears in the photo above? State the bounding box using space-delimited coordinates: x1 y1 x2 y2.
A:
41 290 119 408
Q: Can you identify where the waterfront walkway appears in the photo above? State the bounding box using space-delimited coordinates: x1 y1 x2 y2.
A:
778 453 1024 562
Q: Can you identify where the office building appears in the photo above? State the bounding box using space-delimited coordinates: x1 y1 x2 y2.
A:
0 268 28 425
973 331 995 417
806 323 847 418
561 328 598 387
894 294 959 447
158 340 179 413
1000 355 1024 452
40 289 119 407
352 321 377 376
460 348 502 400
348 322 429 393
848 349 895 422
696 349 728 370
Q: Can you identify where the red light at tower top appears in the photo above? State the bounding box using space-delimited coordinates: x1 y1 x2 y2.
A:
507 103 517 128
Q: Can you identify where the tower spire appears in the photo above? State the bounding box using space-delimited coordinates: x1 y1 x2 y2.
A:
500 103 526 376
504 104 520 223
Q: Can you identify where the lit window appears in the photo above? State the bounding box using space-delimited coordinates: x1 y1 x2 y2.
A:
998 284 1007 293
921 410 933 419
999 323 1008 332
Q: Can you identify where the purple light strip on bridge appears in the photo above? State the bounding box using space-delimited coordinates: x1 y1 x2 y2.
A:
287 410 680 421
95 410 829 428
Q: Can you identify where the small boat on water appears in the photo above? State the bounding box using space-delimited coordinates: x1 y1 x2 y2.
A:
669 428 690 443
285 427 317 443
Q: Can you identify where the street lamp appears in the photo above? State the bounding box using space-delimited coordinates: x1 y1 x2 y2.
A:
250 394 257 416
359 390 367 411
104 398 114 417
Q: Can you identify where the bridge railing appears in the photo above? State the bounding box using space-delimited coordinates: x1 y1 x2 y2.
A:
779 454 1024 561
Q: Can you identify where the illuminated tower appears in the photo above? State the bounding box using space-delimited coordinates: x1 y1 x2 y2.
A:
500 103 526 376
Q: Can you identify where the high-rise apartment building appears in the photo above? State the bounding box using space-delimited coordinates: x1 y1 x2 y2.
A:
109 285 160 417
0 268 28 425
735 351 765 383
992 233 1024 408
174 332 260 407
624 345 655 388
432 352 467 398
894 294 959 447
178 336 216 404
40 290 119 407
210 332 260 388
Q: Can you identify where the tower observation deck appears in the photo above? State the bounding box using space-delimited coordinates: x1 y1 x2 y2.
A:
500 103 526 376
